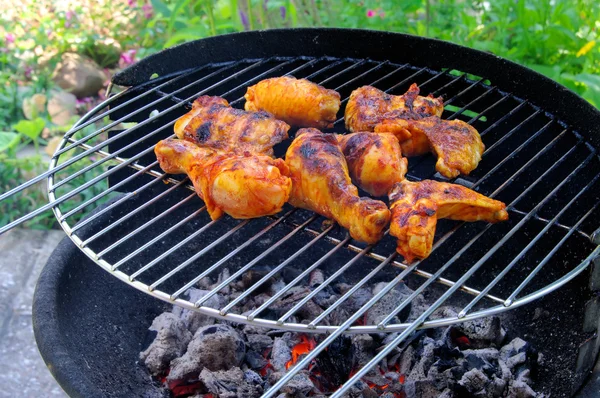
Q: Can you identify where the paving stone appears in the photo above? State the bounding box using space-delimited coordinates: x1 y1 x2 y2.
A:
0 229 67 398
0 314 66 397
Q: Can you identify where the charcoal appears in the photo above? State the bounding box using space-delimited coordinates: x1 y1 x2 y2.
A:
246 350 268 370
490 376 507 397
242 321 273 335
269 286 311 313
312 289 338 308
343 287 373 313
407 293 429 322
339 380 377 398
309 269 325 288
213 268 232 295
462 348 500 363
244 369 263 385
247 334 273 353
199 367 262 398
516 368 532 384
172 288 222 334
498 359 513 382
298 298 324 320
506 352 527 369
404 379 443 398
456 317 506 347
281 371 315 396
139 312 192 376
507 380 537 398
168 324 245 382
457 368 490 394
500 338 529 361
351 334 375 368
408 337 439 380
269 279 286 295
196 276 213 290
281 267 303 283
270 335 293 372
242 267 275 291
398 345 416 375
366 282 413 325
315 336 354 390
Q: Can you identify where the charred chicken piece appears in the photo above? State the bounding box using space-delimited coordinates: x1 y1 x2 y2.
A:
345 84 444 135
392 117 485 177
337 132 408 197
245 76 341 129
174 96 290 157
389 180 508 263
285 128 391 244
155 139 291 220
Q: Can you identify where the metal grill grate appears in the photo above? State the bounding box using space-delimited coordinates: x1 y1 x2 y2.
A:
2 55 600 397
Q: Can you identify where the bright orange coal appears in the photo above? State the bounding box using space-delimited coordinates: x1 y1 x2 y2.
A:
285 335 317 369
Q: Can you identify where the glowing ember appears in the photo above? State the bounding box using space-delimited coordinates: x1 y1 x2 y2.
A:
455 335 471 347
399 374 405 384
285 335 317 369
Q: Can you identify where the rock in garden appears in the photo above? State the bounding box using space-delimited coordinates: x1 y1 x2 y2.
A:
22 93 46 120
47 91 77 126
52 52 106 98
139 312 192 376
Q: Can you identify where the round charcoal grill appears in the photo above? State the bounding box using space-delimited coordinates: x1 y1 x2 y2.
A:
3 29 600 396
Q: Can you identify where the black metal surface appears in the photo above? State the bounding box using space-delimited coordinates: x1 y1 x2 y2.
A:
113 29 600 148
31 201 598 397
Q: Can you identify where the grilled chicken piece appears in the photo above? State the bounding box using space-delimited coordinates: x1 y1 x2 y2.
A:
155 139 291 220
392 117 485 177
389 180 508 263
337 132 408 197
345 84 443 135
174 96 290 157
285 128 391 244
245 76 341 129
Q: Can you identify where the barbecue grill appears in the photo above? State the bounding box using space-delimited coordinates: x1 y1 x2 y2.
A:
4 29 600 397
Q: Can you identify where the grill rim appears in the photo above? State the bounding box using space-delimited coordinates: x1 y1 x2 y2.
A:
113 28 600 148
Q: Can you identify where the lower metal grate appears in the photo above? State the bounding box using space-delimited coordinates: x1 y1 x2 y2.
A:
1 55 599 396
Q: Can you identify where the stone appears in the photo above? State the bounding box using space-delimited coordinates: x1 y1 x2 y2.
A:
458 368 490 394
168 324 245 382
139 312 192 376
47 91 77 126
22 93 46 120
52 52 106 98
171 288 221 334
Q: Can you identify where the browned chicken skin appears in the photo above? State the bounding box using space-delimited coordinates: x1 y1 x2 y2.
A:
345 84 443 135
245 76 341 129
345 84 484 177
174 96 290 157
389 180 508 263
337 132 408 197
285 128 391 244
155 139 291 220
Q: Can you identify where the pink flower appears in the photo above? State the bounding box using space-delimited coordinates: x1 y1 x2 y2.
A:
379 11 385 18
119 49 137 68
5 33 15 44
66 10 75 20
142 3 153 18
128 0 136 6
366 10 375 18
24 66 33 79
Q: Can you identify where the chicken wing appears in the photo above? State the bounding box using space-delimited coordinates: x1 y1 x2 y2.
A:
285 128 391 244
337 132 408 197
155 139 291 220
345 84 443 136
174 96 290 157
245 76 341 129
393 117 485 177
389 180 508 263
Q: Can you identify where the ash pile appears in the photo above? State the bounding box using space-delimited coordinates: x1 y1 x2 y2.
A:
139 268 545 398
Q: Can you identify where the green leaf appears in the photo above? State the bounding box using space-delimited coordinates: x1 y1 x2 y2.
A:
150 0 171 17
13 118 45 141
163 26 207 48
0 132 20 152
